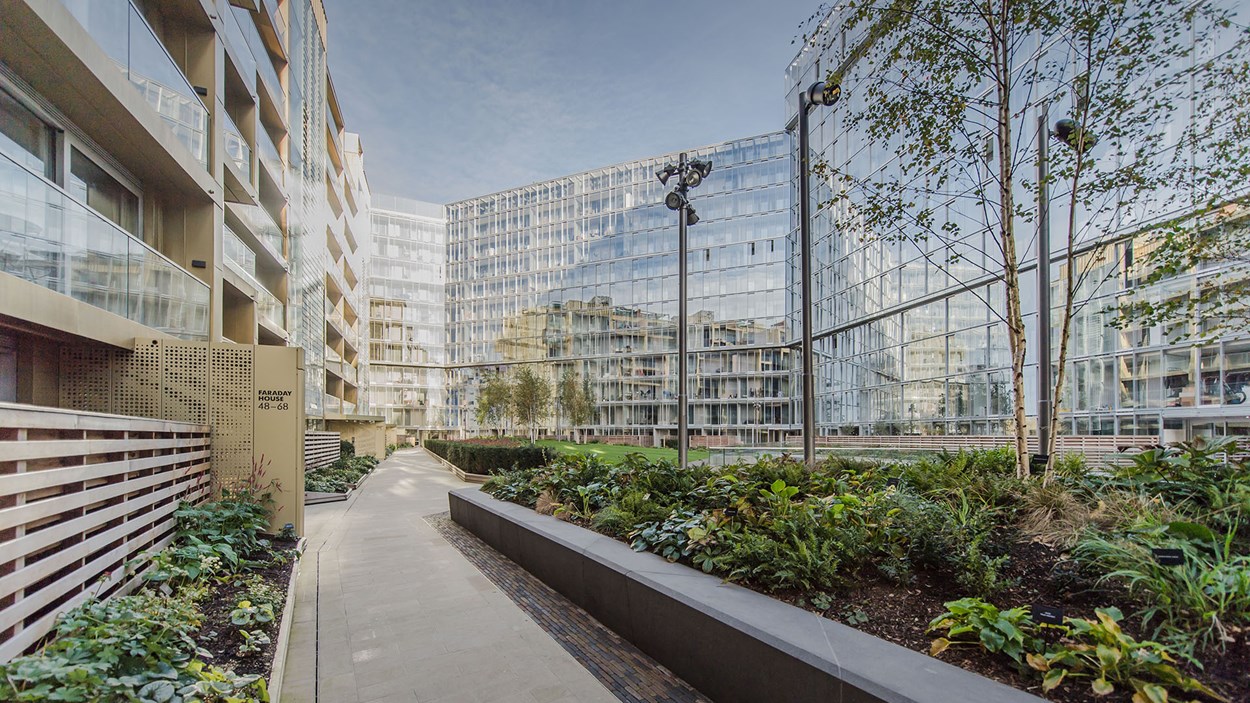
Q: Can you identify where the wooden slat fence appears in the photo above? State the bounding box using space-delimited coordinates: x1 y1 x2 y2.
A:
304 431 340 471
0 402 211 661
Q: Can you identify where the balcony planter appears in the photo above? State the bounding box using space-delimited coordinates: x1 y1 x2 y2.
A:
449 488 1045 703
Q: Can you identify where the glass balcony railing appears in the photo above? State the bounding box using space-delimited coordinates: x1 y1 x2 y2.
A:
224 226 285 332
233 202 284 262
62 0 209 169
219 0 256 93
222 111 252 185
223 226 256 278
257 127 284 188
233 5 285 109
0 150 209 339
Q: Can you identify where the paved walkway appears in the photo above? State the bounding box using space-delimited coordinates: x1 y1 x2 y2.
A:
280 449 618 703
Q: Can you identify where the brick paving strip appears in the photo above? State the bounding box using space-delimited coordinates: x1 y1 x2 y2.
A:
426 512 712 703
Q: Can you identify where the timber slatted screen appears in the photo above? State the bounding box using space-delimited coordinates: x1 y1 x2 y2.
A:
304 431 340 471
0 402 211 661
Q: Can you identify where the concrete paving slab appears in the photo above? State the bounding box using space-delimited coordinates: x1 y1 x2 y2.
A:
280 449 616 703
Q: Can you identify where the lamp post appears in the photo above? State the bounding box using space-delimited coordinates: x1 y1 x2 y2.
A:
657 154 712 469
1036 109 1096 472
793 80 841 466
1036 112 1053 472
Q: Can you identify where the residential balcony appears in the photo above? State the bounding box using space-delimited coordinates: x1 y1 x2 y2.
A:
228 201 285 265
61 0 209 169
218 0 257 96
234 3 286 121
325 301 359 353
257 126 284 193
0 151 209 339
223 226 285 335
325 162 345 221
222 110 253 186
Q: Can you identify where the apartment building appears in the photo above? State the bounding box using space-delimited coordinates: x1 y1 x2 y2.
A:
442 133 792 445
0 0 367 426
785 1 1250 442
364 195 447 440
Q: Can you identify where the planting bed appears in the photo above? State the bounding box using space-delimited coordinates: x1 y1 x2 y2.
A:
481 440 1250 703
0 484 298 702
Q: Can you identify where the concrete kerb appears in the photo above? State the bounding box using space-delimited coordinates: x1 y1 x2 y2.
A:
449 487 1046 703
303 457 382 504
265 536 306 702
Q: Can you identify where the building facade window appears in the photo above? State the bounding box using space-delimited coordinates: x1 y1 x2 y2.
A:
68 147 140 235
0 88 55 180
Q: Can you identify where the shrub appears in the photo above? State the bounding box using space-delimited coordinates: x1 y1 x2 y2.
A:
426 439 553 475
340 439 356 459
1073 524 1250 654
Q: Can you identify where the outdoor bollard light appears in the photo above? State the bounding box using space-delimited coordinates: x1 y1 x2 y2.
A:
791 79 841 467
657 152 712 469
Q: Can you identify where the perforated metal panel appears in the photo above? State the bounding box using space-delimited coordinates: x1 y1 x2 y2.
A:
209 345 253 489
59 347 113 413
113 340 162 419
160 342 209 424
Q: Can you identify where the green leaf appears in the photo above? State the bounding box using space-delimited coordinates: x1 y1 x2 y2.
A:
1091 678 1114 696
1042 669 1067 692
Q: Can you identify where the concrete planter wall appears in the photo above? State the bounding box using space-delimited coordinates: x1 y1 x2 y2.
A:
450 488 1045 703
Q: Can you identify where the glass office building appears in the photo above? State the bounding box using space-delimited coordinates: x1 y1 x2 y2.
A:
443 133 793 446
366 195 449 436
785 2 1250 442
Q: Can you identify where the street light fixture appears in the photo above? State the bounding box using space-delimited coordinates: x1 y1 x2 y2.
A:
791 78 841 467
657 152 712 469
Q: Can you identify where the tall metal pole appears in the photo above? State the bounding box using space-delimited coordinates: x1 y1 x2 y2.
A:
1037 112 1052 465
677 152 689 470
797 94 817 467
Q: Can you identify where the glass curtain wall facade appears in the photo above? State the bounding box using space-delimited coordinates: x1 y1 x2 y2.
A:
444 133 793 446
786 2 1250 441
366 195 448 436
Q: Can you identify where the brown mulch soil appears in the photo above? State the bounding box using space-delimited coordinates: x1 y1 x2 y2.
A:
191 540 298 678
563 512 1248 703
769 538 1249 703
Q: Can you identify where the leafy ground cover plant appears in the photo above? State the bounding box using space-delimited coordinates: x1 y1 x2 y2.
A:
304 454 379 492
929 599 1225 701
484 442 1250 702
0 487 296 702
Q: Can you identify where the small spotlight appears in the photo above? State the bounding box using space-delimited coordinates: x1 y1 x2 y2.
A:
1053 119 1098 150
806 80 841 107
683 159 712 188
656 165 677 186
665 190 687 211
686 207 700 226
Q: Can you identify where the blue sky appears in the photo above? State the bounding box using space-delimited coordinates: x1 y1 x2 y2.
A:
322 0 822 204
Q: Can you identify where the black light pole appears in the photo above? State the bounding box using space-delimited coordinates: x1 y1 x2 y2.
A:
657 154 712 469
1037 111 1052 470
1035 111 1096 472
795 80 841 467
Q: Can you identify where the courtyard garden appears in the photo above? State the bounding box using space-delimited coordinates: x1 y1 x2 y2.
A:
0 470 298 702
483 437 1250 702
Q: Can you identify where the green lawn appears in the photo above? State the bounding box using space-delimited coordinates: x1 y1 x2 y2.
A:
536 440 710 465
